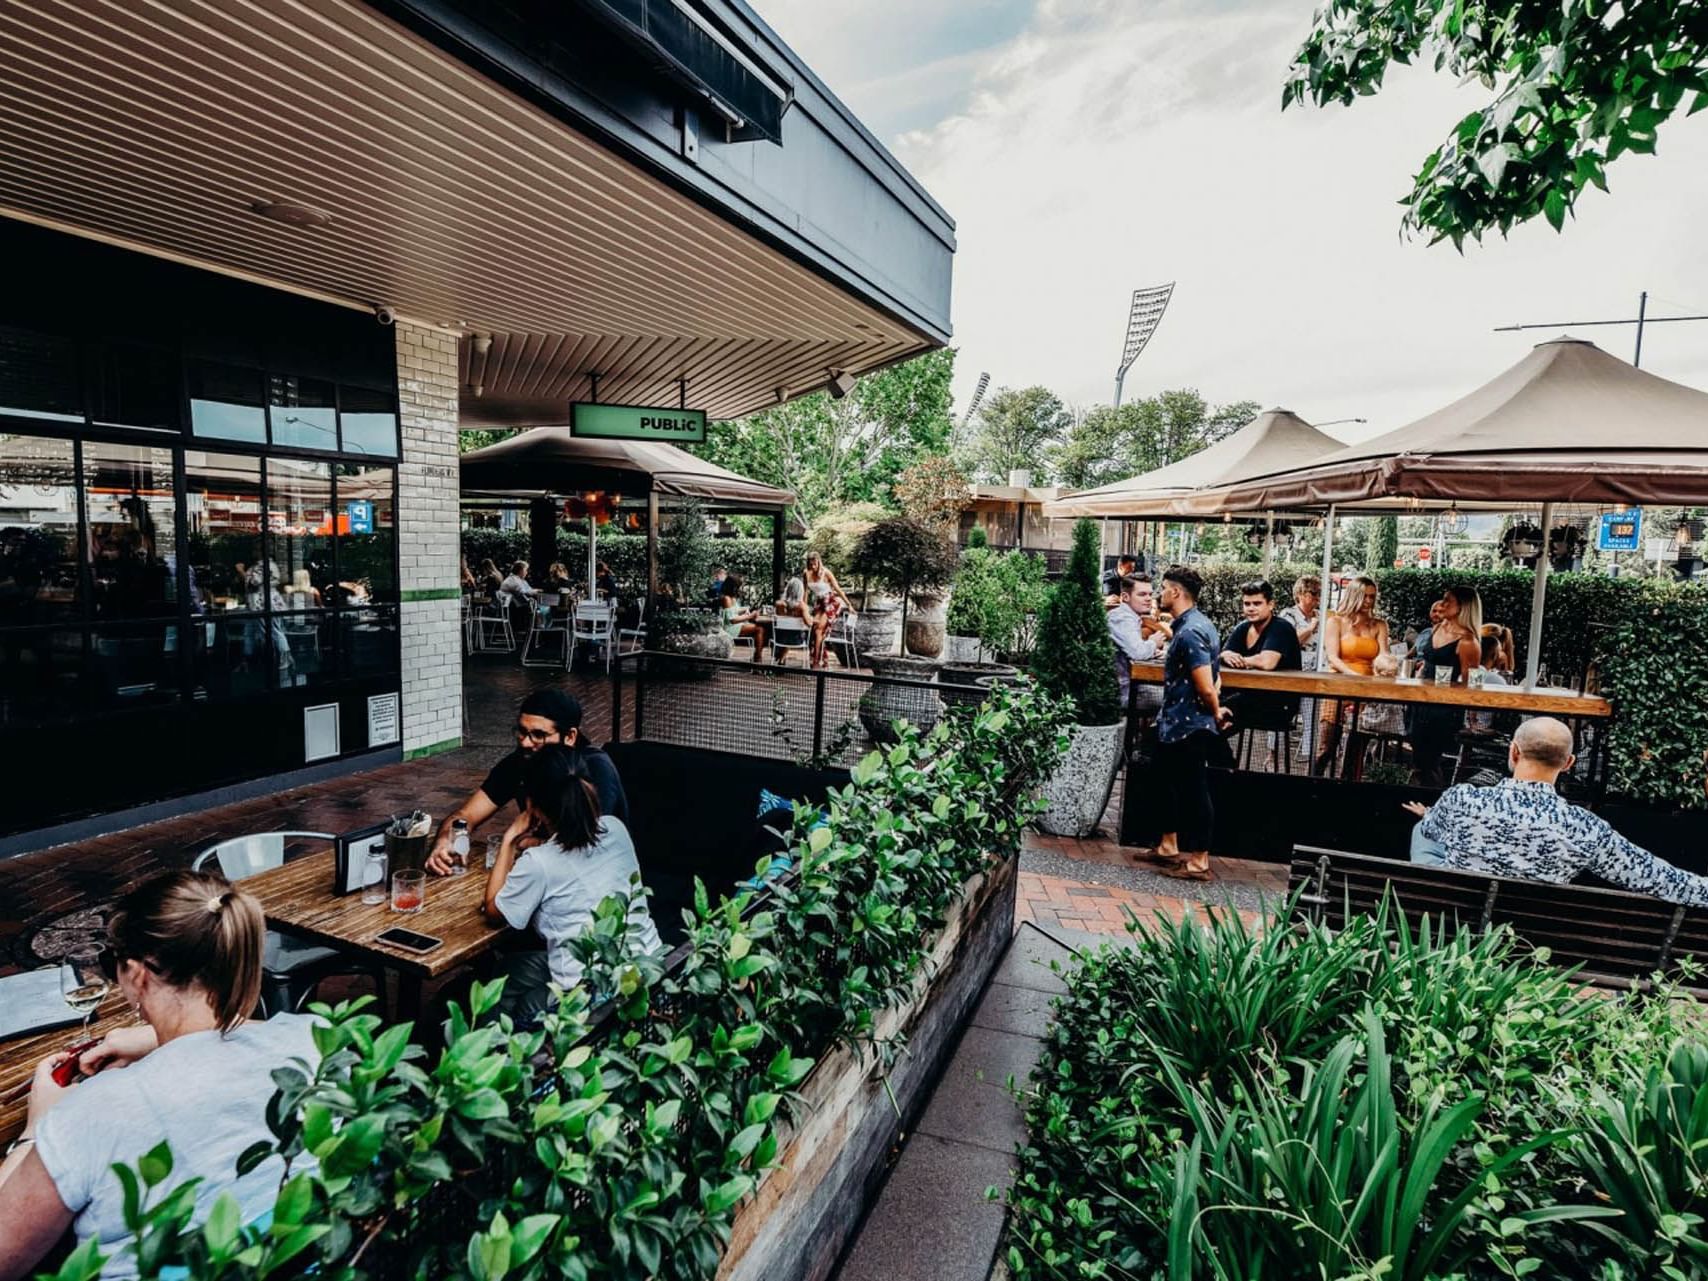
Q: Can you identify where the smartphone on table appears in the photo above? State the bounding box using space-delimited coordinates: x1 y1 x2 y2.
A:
374 927 442 954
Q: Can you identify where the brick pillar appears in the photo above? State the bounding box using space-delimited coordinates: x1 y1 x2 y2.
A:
395 322 463 757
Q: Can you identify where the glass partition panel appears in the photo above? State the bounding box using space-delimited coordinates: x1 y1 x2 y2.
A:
268 374 338 451
188 361 266 444
88 620 180 706
335 463 395 604
190 614 273 701
0 433 82 625
0 627 84 725
184 451 262 613
273 610 337 689
90 343 180 433
82 441 177 620
337 384 399 457
265 457 333 612
341 606 398 679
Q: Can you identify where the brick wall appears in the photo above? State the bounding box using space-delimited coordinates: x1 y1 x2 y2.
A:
395 322 463 757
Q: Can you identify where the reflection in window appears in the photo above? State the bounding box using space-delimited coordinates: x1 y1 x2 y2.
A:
184 451 262 612
190 615 272 701
341 607 397 678
335 464 395 604
274 611 336 689
337 384 398 457
188 361 266 444
91 344 179 432
265 457 333 612
89 621 180 705
0 434 81 625
0 326 82 422
269 375 338 451
82 441 177 619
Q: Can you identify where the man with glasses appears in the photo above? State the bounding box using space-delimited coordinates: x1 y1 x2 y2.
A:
427 688 627 874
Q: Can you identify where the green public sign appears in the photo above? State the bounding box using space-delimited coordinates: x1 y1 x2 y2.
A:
570 401 707 444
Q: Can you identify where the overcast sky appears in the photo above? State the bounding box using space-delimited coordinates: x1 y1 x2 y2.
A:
761 0 1708 443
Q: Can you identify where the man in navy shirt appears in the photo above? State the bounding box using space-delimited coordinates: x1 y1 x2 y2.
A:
1219 579 1302 731
1140 565 1232 881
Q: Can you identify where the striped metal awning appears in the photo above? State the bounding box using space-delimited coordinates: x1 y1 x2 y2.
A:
0 0 932 424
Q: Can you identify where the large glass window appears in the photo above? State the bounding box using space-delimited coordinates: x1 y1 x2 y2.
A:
336 463 396 604
274 611 337 689
189 615 273 702
0 627 83 725
337 384 399 457
269 375 338 451
0 327 82 423
90 344 180 433
341 607 398 679
184 451 262 613
0 434 82 625
82 441 177 620
265 457 333 612
188 361 266 444
89 620 180 706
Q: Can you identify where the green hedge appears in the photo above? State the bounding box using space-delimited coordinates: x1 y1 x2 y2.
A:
462 529 794 601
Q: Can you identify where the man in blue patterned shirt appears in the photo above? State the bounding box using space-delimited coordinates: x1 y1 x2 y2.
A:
1405 717 1708 905
1137 565 1232 882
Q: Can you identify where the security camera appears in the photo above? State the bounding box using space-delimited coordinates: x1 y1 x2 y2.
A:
826 370 856 399
372 304 396 327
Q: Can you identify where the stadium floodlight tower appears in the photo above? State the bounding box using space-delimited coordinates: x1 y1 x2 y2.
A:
952 370 991 450
1112 282 1175 408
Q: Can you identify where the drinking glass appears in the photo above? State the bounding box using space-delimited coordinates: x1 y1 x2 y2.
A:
391 870 425 913
60 945 108 1036
361 849 388 905
1433 667 1453 687
485 835 503 869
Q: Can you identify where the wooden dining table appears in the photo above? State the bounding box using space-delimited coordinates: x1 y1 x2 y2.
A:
0 989 133 1147
242 847 506 1020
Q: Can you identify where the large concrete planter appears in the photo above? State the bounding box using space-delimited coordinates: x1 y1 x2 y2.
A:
719 854 1018 1281
858 655 943 743
653 612 733 679
1036 720 1125 837
937 660 1019 712
904 592 948 659
852 599 900 659
944 634 983 663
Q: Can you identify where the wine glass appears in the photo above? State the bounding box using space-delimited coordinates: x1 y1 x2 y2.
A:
60 945 108 1037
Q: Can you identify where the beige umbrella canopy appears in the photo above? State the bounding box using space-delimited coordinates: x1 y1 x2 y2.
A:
1041 409 1342 518
1171 338 1708 516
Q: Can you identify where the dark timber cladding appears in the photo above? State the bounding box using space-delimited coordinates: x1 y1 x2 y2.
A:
377 0 956 344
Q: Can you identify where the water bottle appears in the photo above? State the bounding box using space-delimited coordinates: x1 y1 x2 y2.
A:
449 819 470 876
361 849 388 905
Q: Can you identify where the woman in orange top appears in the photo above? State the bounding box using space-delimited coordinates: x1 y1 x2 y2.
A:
1314 576 1396 775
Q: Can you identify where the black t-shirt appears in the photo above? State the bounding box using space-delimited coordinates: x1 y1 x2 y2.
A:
1222 615 1302 725
479 745 629 825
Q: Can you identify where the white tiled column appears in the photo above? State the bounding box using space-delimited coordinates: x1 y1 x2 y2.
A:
395 322 463 757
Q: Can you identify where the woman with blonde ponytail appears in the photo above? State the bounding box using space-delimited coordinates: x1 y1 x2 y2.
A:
0 870 322 1281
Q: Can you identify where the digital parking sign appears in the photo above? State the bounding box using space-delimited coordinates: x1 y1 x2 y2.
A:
570 402 707 444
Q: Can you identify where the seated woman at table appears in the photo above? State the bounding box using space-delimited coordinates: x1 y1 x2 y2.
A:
0 871 321 1281
1464 631 1514 734
1409 586 1483 787
776 575 807 619
719 573 770 661
482 745 662 1027
1314 576 1397 775
545 561 575 594
596 562 619 600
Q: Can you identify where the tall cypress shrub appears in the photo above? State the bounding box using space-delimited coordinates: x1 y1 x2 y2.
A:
1031 518 1121 725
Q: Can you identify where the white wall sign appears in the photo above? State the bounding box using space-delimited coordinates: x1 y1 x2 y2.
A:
303 703 341 762
368 692 400 747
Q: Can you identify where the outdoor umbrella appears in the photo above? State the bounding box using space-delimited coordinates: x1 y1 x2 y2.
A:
1041 408 1342 518
1166 338 1708 685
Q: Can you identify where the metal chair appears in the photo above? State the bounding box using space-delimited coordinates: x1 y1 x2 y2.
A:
520 593 571 668
192 832 385 1016
473 596 515 652
569 601 615 672
773 616 810 666
617 600 647 654
825 613 861 669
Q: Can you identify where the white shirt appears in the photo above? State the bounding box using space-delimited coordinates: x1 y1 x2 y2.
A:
34 1014 322 1279
1280 605 1319 669
1107 604 1162 664
494 817 663 989
498 574 534 602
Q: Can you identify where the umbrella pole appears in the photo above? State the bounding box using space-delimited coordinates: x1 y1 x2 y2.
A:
588 515 597 601
1523 501 1555 690
1262 513 1275 575
1315 504 1337 672
646 492 659 609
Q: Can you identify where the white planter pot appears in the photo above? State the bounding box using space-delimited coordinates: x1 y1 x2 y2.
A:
944 634 983 663
1035 720 1125 837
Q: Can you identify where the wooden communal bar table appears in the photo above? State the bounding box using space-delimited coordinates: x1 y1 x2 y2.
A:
244 848 503 1021
0 990 132 1146
1128 662 1613 719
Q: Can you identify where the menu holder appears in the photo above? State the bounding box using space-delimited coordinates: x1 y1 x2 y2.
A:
334 823 389 897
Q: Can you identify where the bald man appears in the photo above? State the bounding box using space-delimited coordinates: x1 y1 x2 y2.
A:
1403 717 1708 905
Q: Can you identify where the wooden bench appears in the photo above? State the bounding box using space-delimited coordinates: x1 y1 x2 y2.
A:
1288 845 1708 991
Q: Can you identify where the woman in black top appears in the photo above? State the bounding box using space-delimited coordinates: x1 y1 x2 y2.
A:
1409 586 1483 787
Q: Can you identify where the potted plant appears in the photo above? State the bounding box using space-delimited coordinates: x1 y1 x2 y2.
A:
944 530 992 663
1029 518 1125 836
850 515 958 660
1502 520 1544 563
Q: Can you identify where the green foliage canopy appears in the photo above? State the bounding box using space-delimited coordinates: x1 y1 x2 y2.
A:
1285 0 1708 245
1050 391 1260 491
963 386 1073 484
